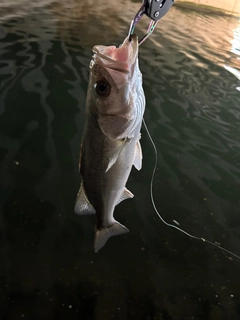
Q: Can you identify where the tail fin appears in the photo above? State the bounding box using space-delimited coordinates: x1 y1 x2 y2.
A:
94 221 129 252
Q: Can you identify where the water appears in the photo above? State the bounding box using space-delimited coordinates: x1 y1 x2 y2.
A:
0 1 240 319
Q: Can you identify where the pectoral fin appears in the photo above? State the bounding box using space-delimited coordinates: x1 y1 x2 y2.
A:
94 221 129 252
74 182 96 215
133 140 142 170
105 138 127 172
116 187 134 205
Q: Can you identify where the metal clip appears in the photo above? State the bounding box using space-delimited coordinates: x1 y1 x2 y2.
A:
146 0 175 21
128 0 174 45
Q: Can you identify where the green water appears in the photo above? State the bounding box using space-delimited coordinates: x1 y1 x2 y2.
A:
0 1 240 319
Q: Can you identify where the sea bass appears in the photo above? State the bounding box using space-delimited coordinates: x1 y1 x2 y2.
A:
75 35 145 252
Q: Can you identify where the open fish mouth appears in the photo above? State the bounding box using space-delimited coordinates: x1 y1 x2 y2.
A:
92 34 139 72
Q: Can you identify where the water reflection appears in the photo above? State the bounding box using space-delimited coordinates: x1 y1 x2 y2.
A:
224 19 240 89
231 20 240 56
1 1 240 319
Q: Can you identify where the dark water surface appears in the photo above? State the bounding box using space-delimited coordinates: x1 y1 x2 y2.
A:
1 1 240 319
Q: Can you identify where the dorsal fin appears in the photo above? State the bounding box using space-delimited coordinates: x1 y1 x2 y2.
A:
133 140 142 170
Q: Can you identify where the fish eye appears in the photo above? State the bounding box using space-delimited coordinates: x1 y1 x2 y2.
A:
94 80 110 97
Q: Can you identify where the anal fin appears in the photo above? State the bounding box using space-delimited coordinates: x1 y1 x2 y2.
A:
74 182 96 215
116 187 134 205
94 221 129 252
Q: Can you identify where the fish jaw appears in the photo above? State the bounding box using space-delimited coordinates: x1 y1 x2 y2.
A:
92 34 139 73
91 34 140 102
86 35 144 141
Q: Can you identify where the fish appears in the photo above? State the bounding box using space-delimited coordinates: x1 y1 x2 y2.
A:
74 34 145 252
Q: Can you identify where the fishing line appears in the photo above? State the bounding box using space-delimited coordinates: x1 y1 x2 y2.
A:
143 118 240 260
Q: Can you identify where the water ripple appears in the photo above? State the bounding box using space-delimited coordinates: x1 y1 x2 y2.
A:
0 2 240 318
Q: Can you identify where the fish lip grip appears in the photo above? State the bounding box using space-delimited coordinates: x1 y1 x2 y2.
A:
128 0 175 45
146 0 175 21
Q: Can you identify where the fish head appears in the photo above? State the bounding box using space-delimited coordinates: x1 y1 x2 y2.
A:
86 35 145 140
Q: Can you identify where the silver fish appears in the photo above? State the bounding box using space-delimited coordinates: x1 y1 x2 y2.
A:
75 35 145 252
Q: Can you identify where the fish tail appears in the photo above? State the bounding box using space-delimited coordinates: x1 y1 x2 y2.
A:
94 221 129 252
